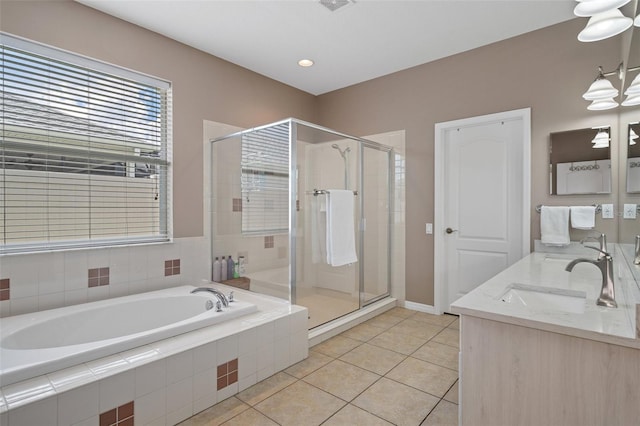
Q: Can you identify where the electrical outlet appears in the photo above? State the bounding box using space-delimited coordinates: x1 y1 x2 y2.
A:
426 223 433 234
623 204 637 219
601 204 614 219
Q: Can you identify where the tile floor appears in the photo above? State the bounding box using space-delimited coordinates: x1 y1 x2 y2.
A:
179 307 459 426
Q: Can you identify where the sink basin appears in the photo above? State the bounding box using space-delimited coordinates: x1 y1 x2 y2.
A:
498 283 587 313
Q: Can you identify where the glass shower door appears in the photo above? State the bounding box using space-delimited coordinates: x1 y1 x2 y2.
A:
360 143 392 306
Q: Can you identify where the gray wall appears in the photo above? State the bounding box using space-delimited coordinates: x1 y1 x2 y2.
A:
1 1 624 306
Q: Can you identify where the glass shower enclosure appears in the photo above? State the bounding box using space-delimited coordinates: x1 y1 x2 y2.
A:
210 119 392 329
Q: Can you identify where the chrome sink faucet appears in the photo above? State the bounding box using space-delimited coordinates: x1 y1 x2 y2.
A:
191 287 230 308
565 245 617 308
580 233 607 260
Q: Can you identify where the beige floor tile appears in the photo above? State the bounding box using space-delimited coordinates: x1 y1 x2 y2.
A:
284 350 333 379
363 312 405 329
431 328 459 348
323 404 393 426
221 408 279 426
254 380 345 426
368 329 428 355
352 377 439 426
412 341 459 371
421 400 459 426
312 335 362 358
235 371 297 406
411 312 457 327
339 342 406 375
390 319 444 340
340 322 385 342
179 397 249 426
384 306 415 319
387 357 459 398
303 359 380 401
447 318 460 330
443 380 459 404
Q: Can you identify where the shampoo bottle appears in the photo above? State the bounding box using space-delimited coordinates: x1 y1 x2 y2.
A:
212 257 221 282
227 255 234 280
221 256 228 281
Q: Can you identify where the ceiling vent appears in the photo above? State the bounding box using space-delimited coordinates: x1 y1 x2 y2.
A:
319 0 355 13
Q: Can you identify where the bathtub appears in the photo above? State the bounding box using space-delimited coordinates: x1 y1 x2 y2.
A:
247 267 289 300
0 285 257 387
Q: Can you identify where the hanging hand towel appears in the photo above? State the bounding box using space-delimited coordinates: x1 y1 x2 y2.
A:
570 206 596 230
326 189 358 267
540 206 570 246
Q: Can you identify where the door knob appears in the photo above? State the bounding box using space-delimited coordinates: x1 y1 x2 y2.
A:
446 227 458 234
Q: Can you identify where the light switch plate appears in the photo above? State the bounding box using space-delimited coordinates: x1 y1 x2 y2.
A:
623 204 637 219
601 204 614 219
426 223 433 234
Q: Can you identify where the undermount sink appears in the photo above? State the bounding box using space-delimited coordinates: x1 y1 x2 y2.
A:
498 283 587 314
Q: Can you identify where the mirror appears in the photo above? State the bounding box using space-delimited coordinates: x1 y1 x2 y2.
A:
628 121 640 193
549 127 612 195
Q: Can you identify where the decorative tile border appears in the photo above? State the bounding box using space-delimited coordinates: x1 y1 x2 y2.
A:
99 401 134 426
264 236 274 249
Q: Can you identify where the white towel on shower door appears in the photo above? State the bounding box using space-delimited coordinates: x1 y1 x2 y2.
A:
326 189 358 267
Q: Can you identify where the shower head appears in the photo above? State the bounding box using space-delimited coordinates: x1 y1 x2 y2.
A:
331 144 350 159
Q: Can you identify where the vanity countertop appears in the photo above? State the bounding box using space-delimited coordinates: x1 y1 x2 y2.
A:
450 244 640 349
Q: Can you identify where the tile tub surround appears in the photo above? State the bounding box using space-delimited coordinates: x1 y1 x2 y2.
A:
180 307 460 426
0 236 210 318
0 285 309 426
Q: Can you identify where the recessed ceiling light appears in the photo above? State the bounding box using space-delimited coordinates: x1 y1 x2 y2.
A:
298 59 314 67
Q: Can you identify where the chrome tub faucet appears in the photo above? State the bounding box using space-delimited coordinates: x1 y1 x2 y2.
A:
191 287 230 308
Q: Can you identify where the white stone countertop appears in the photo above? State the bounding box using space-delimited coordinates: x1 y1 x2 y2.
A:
451 244 640 349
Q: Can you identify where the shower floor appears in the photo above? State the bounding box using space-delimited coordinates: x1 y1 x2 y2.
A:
296 287 359 329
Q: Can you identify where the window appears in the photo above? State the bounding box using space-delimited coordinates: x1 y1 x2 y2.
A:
0 34 172 254
240 123 289 235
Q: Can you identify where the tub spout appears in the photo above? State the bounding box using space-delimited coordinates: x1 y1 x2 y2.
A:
191 287 229 308
565 247 616 308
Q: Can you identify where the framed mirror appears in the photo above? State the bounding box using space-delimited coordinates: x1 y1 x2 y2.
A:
627 121 640 193
549 127 612 195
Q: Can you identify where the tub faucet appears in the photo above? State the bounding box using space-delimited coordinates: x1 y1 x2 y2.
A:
191 287 229 308
565 246 617 308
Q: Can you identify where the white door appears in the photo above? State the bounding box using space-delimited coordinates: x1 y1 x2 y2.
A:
435 109 530 312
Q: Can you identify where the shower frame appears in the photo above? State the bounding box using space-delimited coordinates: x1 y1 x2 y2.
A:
211 118 394 312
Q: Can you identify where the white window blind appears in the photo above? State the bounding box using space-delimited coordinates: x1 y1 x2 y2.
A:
241 123 289 235
0 34 172 254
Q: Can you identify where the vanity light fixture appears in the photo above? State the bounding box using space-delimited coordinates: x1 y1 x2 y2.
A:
622 71 640 105
582 67 619 100
298 59 314 67
574 0 634 42
630 128 638 145
591 128 610 148
574 0 630 18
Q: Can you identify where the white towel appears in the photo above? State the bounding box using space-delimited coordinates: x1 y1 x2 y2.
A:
540 206 570 246
570 206 596 230
326 190 358 267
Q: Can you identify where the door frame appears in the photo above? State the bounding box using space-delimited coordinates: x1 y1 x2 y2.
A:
433 108 531 314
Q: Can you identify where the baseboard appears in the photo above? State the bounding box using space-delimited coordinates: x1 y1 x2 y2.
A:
402 300 438 314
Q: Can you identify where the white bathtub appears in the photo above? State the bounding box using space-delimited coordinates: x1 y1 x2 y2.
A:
0 285 257 387
248 267 289 300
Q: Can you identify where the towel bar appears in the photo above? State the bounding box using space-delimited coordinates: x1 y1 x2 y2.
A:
307 189 358 196
535 204 602 214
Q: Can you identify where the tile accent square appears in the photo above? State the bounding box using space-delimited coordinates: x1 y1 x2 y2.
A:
164 259 181 276
88 268 110 287
264 236 274 249
0 278 10 301
99 401 134 426
217 358 239 391
232 198 243 212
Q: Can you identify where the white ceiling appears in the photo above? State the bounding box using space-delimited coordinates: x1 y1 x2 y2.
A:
77 0 577 95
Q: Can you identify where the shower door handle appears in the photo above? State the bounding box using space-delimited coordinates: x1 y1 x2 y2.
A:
445 227 458 234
